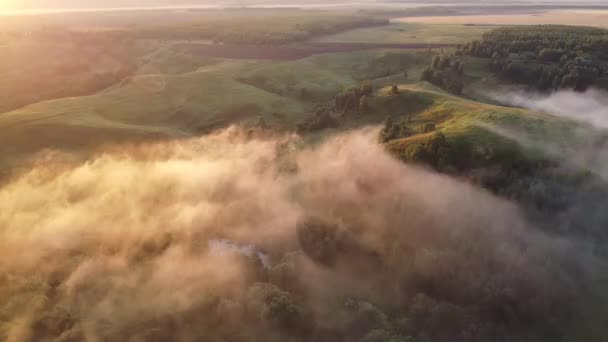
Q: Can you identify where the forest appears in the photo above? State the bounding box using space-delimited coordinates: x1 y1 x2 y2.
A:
460 25 608 91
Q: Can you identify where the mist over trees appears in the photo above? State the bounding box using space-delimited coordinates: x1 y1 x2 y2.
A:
1 129 605 342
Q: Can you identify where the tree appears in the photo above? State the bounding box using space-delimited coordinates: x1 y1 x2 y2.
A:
422 123 436 133
420 67 433 82
443 77 464 94
454 61 464 75
256 116 268 129
432 55 441 69
438 56 451 69
391 84 399 95
299 87 311 100
359 95 370 113
335 86 362 113
360 81 373 96
537 48 564 63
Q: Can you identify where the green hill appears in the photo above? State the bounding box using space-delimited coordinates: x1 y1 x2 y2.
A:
354 83 608 243
376 84 571 169
0 60 308 169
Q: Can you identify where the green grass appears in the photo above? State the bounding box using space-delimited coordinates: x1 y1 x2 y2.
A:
314 23 492 44
0 40 134 113
0 48 444 169
0 59 310 168
0 38 588 177
240 49 437 100
374 83 593 171
129 12 387 44
138 48 219 75
239 56 358 100
0 60 307 133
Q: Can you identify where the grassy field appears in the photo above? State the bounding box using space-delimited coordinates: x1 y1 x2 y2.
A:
314 23 492 44
129 12 387 44
379 84 582 163
0 39 134 113
0 47 441 127
0 44 449 174
0 41 489 171
0 8 376 31
0 9 584 172
339 82 605 216
239 50 435 99
0 60 307 132
0 9 387 44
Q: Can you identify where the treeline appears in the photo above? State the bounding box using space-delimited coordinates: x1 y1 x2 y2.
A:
460 25 608 91
297 81 375 132
420 55 465 94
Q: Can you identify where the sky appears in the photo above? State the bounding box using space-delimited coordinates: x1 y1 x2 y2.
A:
2 0 605 11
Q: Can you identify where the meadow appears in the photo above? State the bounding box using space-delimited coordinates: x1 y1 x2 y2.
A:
0 8 467 167
314 22 491 44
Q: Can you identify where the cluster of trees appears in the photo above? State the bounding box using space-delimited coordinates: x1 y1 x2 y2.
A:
297 81 376 132
356 51 421 81
460 25 608 91
295 103 338 133
420 55 465 94
335 81 374 114
379 116 437 144
279 211 583 342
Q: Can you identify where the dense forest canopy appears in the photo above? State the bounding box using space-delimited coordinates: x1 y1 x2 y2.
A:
460 25 608 91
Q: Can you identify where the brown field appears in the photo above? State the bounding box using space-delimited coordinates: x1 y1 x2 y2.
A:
181 42 454 60
393 10 608 28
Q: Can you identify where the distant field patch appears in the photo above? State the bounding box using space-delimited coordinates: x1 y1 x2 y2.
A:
180 42 454 60
0 39 134 113
129 12 388 44
314 23 492 44
392 10 608 28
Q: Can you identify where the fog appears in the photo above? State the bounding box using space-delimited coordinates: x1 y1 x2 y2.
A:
0 127 598 341
485 88 608 180
491 88 608 129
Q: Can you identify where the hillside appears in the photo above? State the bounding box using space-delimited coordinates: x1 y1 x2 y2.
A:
358 84 608 243
0 49 442 170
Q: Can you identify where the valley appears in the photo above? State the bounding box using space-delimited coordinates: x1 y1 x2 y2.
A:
2 3 608 342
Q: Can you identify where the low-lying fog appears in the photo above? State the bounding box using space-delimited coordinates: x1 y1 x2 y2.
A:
486 88 608 180
491 88 608 129
1 127 597 341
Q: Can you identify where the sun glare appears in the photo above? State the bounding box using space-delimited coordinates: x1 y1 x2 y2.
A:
0 0 16 11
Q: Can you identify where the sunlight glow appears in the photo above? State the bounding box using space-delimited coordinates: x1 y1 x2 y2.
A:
0 0 16 9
